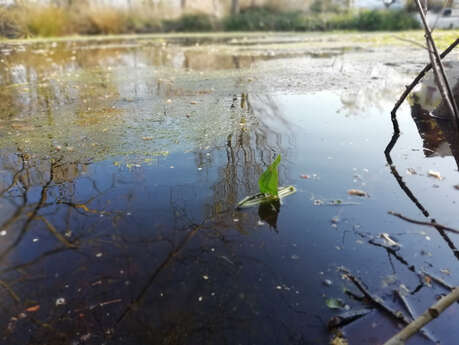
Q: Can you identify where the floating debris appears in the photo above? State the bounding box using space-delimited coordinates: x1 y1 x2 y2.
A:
428 170 442 180
325 298 347 310
323 279 333 287
347 189 368 197
330 335 349 345
406 168 417 175
379 233 401 249
25 305 40 313
56 298 66 306
219 256 234 265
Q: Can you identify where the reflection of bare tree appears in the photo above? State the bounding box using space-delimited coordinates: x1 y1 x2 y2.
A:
206 93 293 230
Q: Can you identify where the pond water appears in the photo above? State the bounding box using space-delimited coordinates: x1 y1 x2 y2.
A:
0 33 458 345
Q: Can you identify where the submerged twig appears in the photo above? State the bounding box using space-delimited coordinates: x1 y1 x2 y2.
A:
0 279 20 303
422 271 455 291
394 290 416 322
338 267 436 342
388 211 459 235
383 288 459 345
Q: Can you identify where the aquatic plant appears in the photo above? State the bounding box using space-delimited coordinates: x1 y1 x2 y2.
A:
258 154 281 197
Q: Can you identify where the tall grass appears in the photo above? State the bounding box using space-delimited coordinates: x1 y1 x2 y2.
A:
0 6 22 38
23 5 70 37
223 6 420 31
0 3 422 39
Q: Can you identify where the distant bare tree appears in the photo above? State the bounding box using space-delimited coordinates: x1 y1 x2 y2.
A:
181 0 186 9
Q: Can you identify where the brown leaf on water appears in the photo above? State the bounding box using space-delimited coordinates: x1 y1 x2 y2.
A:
347 189 367 197
25 305 40 313
424 275 432 287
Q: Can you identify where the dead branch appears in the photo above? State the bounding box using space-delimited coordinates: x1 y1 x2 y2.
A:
391 38 459 116
388 211 459 235
394 290 416 321
414 0 459 127
423 271 455 291
338 267 435 342
383 288 459 345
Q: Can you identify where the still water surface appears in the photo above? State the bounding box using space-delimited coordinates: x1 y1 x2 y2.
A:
0 34 458 345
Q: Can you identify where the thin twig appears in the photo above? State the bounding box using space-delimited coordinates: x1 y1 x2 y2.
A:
35 215 77 248
338 267 435 342
394 290 416 322
388 211 459 235
0 279 20 303
392 36 427 50
423 271 455 291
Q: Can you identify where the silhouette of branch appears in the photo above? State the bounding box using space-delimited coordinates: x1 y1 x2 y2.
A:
35 215 77 248
116 223 202 324
0 161 56 261
0 279 20 303
389 211 459 235
0 154 26 198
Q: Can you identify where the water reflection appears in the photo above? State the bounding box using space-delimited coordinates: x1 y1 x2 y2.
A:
385 74 459 260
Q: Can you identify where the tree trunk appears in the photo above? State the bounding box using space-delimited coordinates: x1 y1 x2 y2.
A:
181 0 186 10
231 0 240 14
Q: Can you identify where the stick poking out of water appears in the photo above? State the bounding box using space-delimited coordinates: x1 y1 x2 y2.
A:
383 288 459 345
391 38 459 119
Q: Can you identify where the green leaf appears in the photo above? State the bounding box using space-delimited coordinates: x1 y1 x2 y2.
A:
258 154 281 197
325 298 346 310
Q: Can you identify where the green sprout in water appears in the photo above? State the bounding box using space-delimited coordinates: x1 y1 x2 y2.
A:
258 154 281 198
